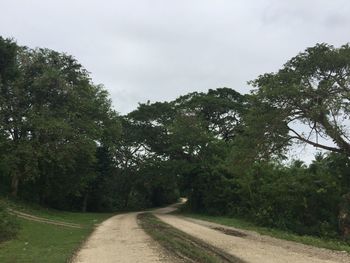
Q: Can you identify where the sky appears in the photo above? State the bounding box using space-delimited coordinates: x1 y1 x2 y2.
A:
1 0 350 162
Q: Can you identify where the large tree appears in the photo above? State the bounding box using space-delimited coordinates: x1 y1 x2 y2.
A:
0 38 120 203
250 43 350 157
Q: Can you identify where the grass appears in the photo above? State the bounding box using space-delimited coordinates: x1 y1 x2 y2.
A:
0 198 112 263
138 213 243 263
0 198 110 226
180 212 350 253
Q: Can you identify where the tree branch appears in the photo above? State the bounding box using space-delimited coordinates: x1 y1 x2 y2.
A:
288 127 343 153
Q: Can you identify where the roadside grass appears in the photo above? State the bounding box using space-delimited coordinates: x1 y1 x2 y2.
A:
180 212 350 253
0 198 112 263
0 198 110 226
138 213 244 263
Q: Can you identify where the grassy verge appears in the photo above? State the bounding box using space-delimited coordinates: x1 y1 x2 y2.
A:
138 213 243 263
0 198 112 263
0 198 111 225
180 212 350 253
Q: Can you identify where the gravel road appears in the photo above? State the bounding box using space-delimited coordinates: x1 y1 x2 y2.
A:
155 212 350 263
72 212 171 263
72 203 350 263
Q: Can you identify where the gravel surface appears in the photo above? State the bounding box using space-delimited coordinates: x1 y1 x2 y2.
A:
155 212 350 263
72 202 350 263
72 212 171 263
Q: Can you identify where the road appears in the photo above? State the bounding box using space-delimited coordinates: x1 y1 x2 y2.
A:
73 204 350 263
72 212 171 263
156 213 350 263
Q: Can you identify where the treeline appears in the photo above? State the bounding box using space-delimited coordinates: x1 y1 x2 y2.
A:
0 37 177 211
1 37 350 239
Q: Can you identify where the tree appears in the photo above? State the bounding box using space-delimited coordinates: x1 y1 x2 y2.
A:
248 43 350 238
0 38 37 197
174 88 246 141
250 43 350 157
0 39 121 204
165 89 245 211
120 103 180 208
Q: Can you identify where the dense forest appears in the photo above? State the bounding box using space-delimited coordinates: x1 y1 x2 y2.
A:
1 37 350 240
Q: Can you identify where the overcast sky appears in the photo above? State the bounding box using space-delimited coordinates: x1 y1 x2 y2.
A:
1 0 350 161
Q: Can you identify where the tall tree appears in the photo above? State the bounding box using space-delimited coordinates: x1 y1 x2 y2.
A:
0 39 121 202
250 44 350 157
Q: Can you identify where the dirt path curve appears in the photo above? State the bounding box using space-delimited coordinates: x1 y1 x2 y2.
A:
155 209 350 263
72 212 171 263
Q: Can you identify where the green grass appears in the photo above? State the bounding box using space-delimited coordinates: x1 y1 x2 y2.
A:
180 212 350 253
0 198 110 226
0 198 112 263
138 213 243 263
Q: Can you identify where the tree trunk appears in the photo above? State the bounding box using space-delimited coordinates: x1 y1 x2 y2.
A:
123 191 130 209
319 113 350 156
11 172 19 197
82 192 89 212
339 193 350 240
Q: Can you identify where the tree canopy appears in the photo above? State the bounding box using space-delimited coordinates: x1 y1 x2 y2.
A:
2 37 350 239
250 43 350 156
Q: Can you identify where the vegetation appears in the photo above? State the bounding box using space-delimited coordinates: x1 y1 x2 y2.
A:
0 36 177 213
249 44 350 157
138 213 242 263
0 198 111 263
196 154 349 238
0 203 19 242
1 36 350 248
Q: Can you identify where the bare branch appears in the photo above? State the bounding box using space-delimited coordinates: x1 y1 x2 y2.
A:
288 127 343 153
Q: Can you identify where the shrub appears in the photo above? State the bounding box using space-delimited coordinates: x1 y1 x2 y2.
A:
189 154 350 238
0 203 20 242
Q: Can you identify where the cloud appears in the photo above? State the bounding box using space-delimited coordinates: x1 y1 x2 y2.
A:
1 0 350 117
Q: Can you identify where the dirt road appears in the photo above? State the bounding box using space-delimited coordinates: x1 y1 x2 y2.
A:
72 212 171 263
73 203 350 263
155 211 350 263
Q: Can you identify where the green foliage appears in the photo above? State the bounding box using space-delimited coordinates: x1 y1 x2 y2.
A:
0 37 121 211
0 204 19 242
249 43 350 157
193 153 349 238
2 36 350 243
242 160 342 236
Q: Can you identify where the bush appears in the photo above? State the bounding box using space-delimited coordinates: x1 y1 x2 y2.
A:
188 153 350 238
0 203 20 242
229 161 343 237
